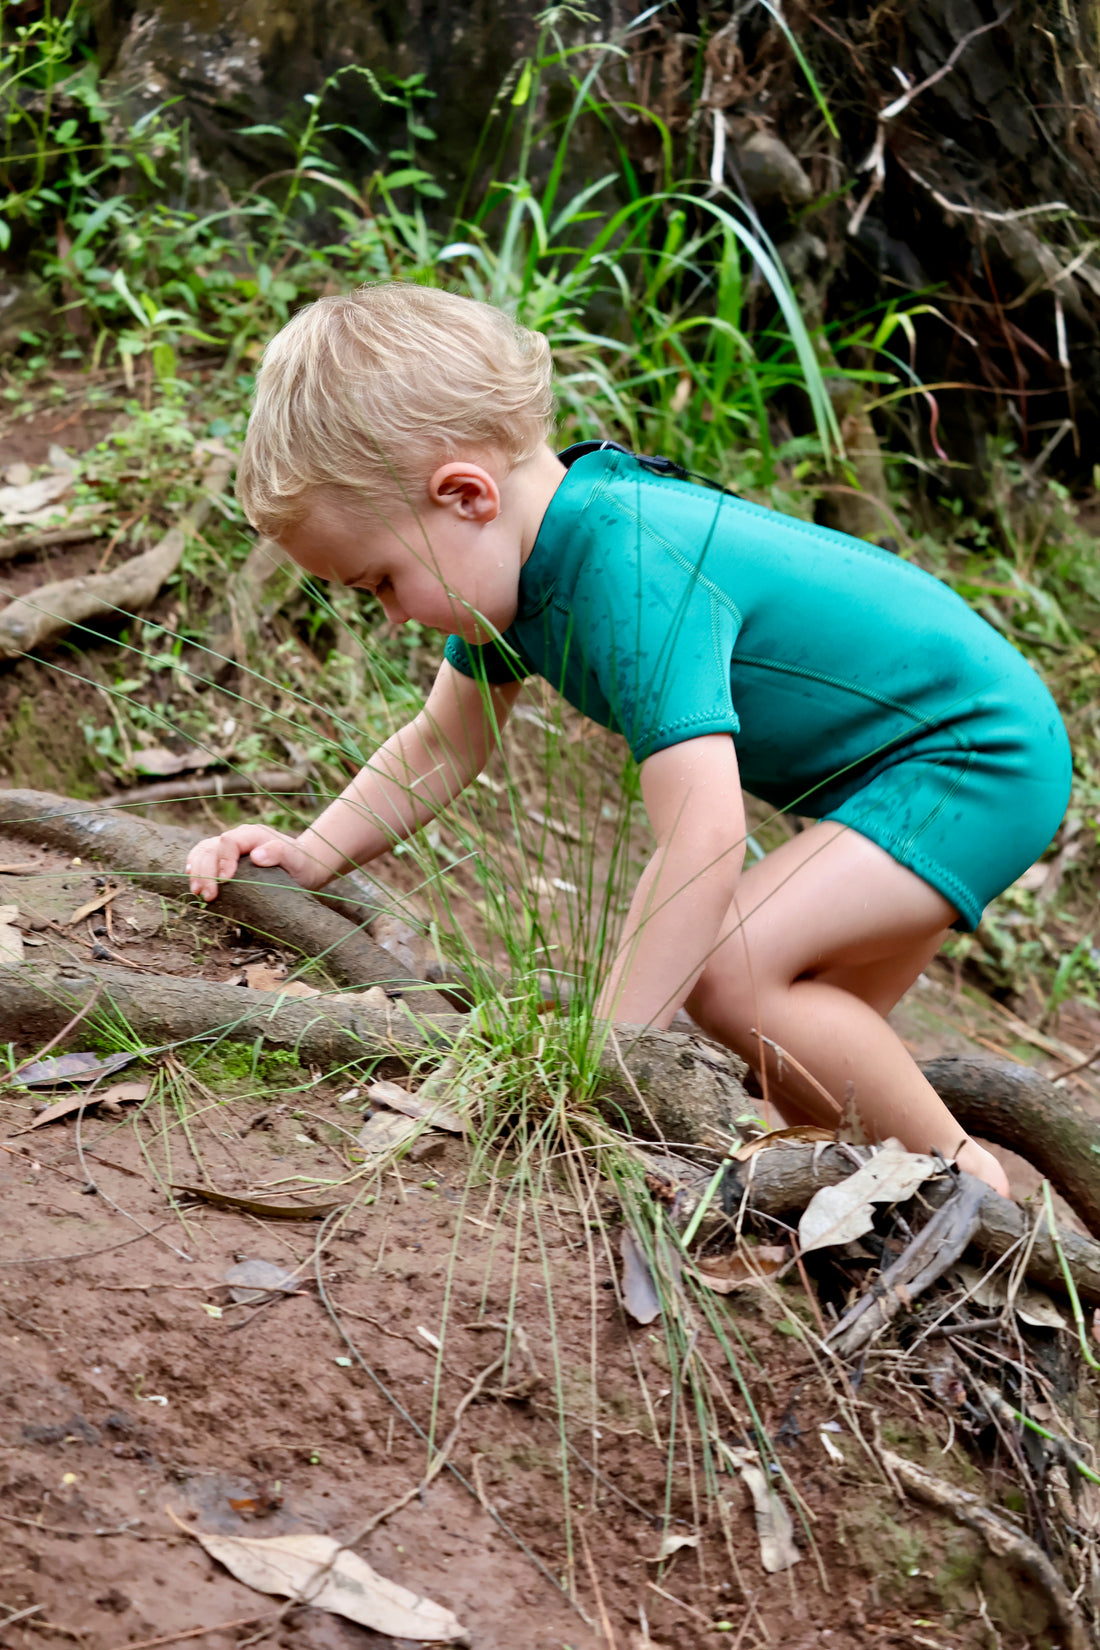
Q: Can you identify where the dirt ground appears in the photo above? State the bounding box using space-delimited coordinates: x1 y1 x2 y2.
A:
0 824 1097 1648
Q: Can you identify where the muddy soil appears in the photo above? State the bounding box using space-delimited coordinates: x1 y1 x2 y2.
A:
0 1090 1068 1650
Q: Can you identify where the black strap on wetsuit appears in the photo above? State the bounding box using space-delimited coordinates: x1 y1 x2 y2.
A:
557 439 740 499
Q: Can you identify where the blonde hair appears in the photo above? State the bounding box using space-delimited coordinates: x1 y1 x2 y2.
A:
236 284 555 537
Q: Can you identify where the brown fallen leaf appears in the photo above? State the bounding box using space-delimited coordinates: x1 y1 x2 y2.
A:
167 1513 467 1641
171 1185 346 1221
16 1049 142 1087
798 1148 937 1255
223 1259 300 1302
694 1243 789 1294
356 1111 422 1157
26 1078 151 1130
723 1448 800 1573
65 883 120 927
733 1125 833 1161
647 1531 699 1562
244 962 320 998
366 1078 465 1134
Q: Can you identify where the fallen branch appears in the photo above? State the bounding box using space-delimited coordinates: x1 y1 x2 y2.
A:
922 1054 1100 1237
825 1172 987 1357
0 457 232 657
106 766 310 808
0 521 105 563
879 1447 1089 1650
0 788 445 1002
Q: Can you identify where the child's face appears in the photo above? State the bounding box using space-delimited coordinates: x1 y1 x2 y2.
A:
279 462 524 643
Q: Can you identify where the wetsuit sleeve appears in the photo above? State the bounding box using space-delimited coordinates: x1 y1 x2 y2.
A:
444 631 532 684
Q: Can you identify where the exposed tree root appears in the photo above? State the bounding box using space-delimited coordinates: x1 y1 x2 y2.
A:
921 1054 1100 1237
0 457 233 657
0 788 448 1004
879 1448 1090 1650
5 962 1100 1305
0 962 747 1149
106 765 309 808
3 790 1098 1232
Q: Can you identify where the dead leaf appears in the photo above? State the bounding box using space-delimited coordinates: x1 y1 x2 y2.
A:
133 746 212 778
798 1148 937 1255
356 1111 422 1157
172 1185 345 1221
168 1515 466 1641
725 1450 800 1573
0 470 73 524
648 1531 699 1562
620 1225 661 1325
65 884 119 926
228 1489 283 1519
0 903 23 964
333 984 391 1011
733 1125 833 1161
223 1259 300 1303
366 1078 464 1134
954 1264 1066 1331
26 1079 150 1130
243 962 320 999
694 1244 789 1294
16 1049 141 1087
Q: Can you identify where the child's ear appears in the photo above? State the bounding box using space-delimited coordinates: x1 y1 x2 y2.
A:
428 461 501 522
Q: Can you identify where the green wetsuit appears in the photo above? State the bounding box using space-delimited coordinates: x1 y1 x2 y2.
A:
445 446 1071 930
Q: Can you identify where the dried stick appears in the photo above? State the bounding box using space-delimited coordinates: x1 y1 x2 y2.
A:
826 1172 987 1357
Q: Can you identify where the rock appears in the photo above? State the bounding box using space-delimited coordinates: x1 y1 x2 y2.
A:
98 0 619 199
730 128 813 209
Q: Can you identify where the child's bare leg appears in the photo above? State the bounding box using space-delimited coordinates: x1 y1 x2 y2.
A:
684 822 1009 1195
734 929 947 1128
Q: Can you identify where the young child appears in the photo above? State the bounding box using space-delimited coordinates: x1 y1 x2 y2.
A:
186 284 1073 1196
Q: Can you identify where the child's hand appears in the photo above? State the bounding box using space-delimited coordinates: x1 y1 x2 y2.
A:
185 824 319 902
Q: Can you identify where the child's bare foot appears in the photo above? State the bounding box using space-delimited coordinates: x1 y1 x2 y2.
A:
954 1138 1010 1198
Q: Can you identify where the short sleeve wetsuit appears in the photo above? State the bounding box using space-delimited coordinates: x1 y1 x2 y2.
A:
445 446 1071 930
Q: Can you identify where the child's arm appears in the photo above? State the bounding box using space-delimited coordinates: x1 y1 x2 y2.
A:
595 735 747 1028
186 661 521 902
